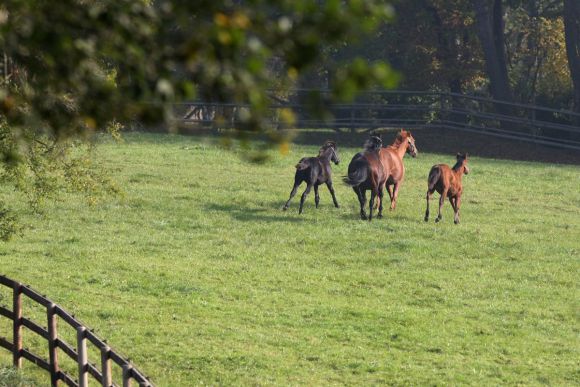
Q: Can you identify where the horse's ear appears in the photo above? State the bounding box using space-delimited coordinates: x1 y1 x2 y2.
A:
456 152 462 159
326 140 336 149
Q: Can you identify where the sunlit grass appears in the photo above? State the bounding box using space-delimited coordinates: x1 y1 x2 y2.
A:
0 132 578 386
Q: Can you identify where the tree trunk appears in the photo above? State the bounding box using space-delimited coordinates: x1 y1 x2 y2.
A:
564 0 580 118
472 0 513 111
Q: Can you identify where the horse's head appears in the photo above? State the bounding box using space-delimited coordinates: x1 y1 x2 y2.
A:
364 135 383 151
320 140 340 165
456 152 469 174
400 130 417 158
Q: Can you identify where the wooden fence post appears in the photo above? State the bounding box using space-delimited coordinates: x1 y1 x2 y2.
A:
101 345 112 387
1 276 153 386
47 303 60 386
350 107 355 132
77 326 88 387
122 363 133 387
12 282 22 368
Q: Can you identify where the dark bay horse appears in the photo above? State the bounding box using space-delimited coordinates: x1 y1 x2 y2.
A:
424 152 470 224
344 130 417 220
283 141 340 214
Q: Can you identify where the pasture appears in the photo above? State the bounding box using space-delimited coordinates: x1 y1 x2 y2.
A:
0 132 578 386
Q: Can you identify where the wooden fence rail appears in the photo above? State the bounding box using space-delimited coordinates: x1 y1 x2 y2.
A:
0 275 153 387
176 89 580 151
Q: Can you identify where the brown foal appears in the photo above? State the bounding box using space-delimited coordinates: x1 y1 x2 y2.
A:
424 153 470 224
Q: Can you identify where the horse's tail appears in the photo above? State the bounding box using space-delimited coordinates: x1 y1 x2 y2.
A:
427 166 441 191
343 157 369 186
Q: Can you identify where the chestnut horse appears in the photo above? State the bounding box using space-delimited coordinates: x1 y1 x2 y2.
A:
424 152 470 224
344 130 417 221
283 141 340 214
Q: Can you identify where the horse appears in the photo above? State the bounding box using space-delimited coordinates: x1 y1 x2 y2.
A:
283 140 340 214
383 131 418 211
424 152 470 224
344 130 417 221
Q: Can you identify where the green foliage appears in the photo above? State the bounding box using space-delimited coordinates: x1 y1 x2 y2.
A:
329 0 486 93
0 367 37 387
0 0 398 143
505 3 572 105
0 133 577 385
0 201 20 240
0 120 121 238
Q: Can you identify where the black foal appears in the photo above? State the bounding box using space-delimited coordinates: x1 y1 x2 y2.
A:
283 141 340 214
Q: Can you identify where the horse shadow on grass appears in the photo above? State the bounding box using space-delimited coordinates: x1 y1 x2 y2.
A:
205 203 305 223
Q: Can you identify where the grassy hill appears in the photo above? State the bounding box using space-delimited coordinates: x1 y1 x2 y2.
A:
0 132 578 385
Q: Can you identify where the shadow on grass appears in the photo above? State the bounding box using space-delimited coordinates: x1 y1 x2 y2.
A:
206 203 305 223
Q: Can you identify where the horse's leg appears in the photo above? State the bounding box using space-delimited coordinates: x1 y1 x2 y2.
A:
368 190 377 221
436 188 448 222
424 189 433 222
449 197 457 222
299 183 313 214
314 184 320 208
454 194 462 224
354 187 367 220
377 185 385 218
283 180 300 211
386 184 393 202
326 181 340 208
390 182 400 210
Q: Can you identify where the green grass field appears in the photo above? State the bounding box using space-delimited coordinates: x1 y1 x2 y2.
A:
0 132 578 386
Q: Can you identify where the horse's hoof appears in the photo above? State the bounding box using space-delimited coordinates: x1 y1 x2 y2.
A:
424 216 429 222
335 204 340 208
377 214 383 219
282 206 288 211
435 217 441 223
360 214 367 220
454 219 460 224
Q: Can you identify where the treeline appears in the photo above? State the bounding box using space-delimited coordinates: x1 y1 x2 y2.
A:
303 0 580 113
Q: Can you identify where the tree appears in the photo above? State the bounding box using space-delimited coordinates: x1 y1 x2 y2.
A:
471 0 514 107
1 0 397 144
0 0 398 238
328 0 485 94
503 1 570 107
564 0 580 116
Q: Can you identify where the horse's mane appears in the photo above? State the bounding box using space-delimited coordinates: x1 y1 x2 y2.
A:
323 140 337 149
452 153 468 171
363 136 383 151
388 130 409 149
318 140 337 157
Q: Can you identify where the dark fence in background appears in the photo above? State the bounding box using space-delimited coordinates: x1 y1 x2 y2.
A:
0 275 153 387
176 90 580 151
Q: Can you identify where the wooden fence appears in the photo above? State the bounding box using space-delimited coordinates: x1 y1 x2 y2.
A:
0 275 153 387
176 89 580 151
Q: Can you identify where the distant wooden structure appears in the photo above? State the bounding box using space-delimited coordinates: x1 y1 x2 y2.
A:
0 275 153 387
